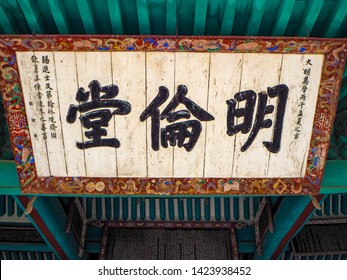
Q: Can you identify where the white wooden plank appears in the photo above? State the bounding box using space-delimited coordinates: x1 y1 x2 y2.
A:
173 52 210 177
111 52 146 177
16 52 50 176
232 53 283 177
33 52 67 177
75 52 116 177
54 52 86 177
204 53 243 177
146 52 175 177
268 54 324 177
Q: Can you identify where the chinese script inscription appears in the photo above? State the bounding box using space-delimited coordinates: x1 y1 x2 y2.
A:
140 85 215 152
226 84 289 153
66 80 131 149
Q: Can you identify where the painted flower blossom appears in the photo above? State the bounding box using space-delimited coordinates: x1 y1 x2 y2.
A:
156 39 176 50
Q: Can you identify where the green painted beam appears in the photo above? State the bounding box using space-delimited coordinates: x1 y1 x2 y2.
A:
271 0 295 36
220 0 236 35
321 160 347 194
0 161 20 195
0 242 51 252
47 0 70 34
0 5 16 33
107 0 124 34
166 0 177 35
322 0 347 38
245 0 266 36
193 0 208 35
296 0 324 37
4 0 29 33
76 0 97 34
136 0 151 35
16 0 44 34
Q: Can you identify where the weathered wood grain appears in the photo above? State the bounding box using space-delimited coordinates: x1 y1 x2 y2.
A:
232 53 283 177
54 52 86 177
76 52 116 177
173 52 210 177
34 51 67 177
17 52 50 177
204 53 243 177
268 54 324 177
111 52 147 177
17 51 326 180
146 52 175 177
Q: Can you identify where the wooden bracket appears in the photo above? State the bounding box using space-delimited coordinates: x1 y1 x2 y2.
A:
23 196 37 215
310 195 321 210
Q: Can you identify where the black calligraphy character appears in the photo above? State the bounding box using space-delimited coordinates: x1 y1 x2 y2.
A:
140 85 214 152
262 85 288 153
66 80 131 149
226 84 288 153
31 55 38 63
139 86 169 151
306 59 312 65
226 90 256 136
42 56 50 64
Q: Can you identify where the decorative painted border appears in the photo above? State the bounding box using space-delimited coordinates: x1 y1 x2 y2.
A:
0 36 346 195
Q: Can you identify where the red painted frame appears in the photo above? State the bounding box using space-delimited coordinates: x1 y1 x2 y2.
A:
0 35 346 195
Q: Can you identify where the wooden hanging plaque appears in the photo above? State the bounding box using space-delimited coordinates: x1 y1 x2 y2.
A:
0 36 346 195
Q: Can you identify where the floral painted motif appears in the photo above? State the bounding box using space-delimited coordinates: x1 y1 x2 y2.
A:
0 35 346 195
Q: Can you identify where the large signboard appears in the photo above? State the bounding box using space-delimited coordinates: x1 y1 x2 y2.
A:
0 36 346 195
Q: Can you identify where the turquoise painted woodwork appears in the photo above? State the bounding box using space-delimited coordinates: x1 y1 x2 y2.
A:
96 198 102 220
13 196 81 259
105 197 112 220
122 197 128 220
254 195 327 260
0 243 50 252
159 198 166 220
0 195 5 216
131 198 137 221
86 198 93 219
139 198 145 220
195 198 201 221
